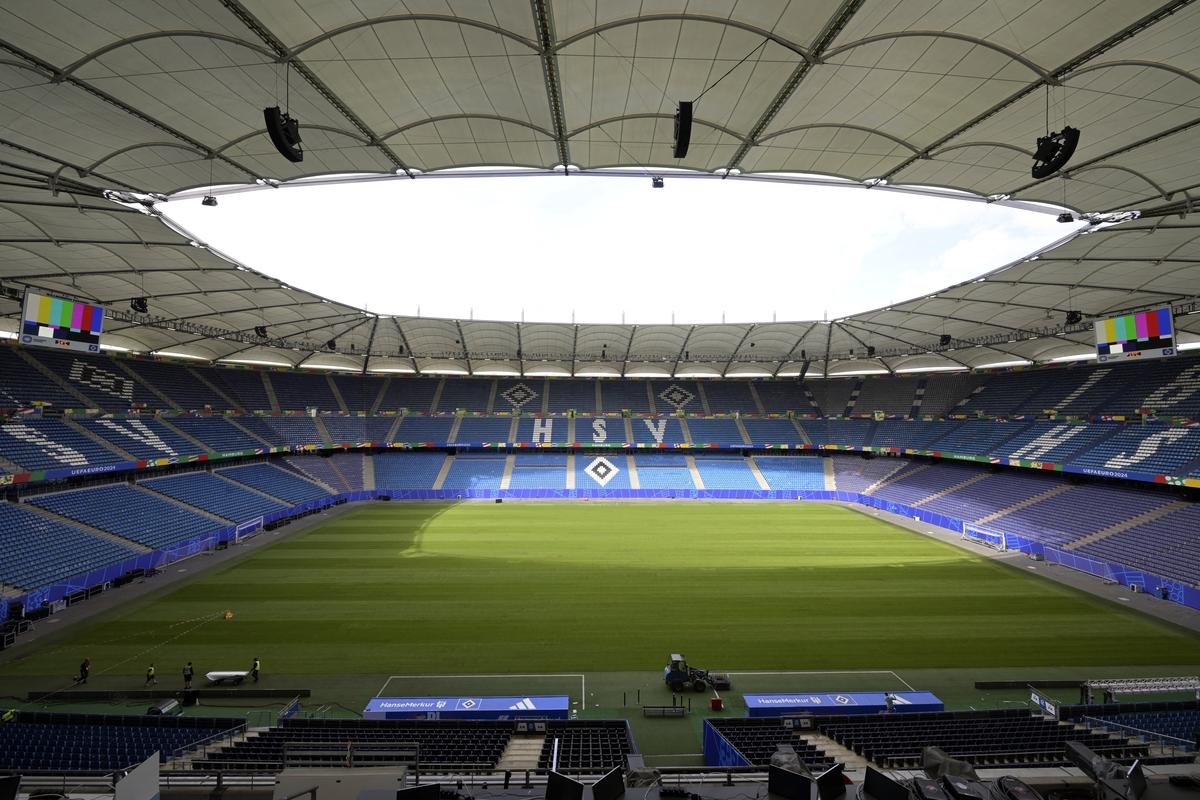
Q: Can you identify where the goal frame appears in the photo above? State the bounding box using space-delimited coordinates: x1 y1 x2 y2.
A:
962 524 1006 551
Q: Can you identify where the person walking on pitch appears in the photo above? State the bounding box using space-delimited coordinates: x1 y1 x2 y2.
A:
76 658 90 685
250 657 260 683
145 663 158 687
183 661 194 690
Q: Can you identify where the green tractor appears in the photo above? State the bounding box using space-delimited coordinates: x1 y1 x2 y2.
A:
663 653 731 693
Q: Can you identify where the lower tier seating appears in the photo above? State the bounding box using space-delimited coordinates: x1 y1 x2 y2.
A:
0 711 242 771
706 718 835 770
193 718 511 771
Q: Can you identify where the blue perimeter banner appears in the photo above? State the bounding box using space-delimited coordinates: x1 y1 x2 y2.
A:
743 691 944 716
364 695 570 720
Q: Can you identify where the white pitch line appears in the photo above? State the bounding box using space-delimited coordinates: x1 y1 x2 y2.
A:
890 671 915 691
376 672 587 711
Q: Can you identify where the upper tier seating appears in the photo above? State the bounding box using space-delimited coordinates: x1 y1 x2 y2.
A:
394 415 454 441
599 380 651 413
206 368 272 410
439 378 493 412
818 709 1171 769
0 418 123 471
808 379 856 415
322 415 396 442
377 378 440 413
631 417 685 445
927 420 1031 455
330 374 383 412
545 379 597 413
374 452 446 489
516 414 568 443
741 417 805 444
535 721 635 772
753 455 825 490
259 416 327 446
123 359 230 411
168 416 266 451
801 418 874 447
700 381 759 413
172 412 271 450
1068 424 1200 476
1 712 242 771
854 376 919 415
31 350 160 410
194 718 511 771
0 502 138 588
695 456 760 489
30 484 219 549
455 416 514 442
686 417 744 444
918 373 985 415
269 371 340 411
996 421 1121 463
872 420 961 450
755 381 808 413
0 346 82 409
80 417 198 459
651 381 701 413
141 471 287 523
5 348 1199 418
707 718 835 770
218 463 330 504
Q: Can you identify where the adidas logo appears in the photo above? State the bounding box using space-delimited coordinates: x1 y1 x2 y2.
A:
508 697 537 710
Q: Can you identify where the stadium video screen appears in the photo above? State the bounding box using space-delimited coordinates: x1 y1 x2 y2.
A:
1094 306 1175 363
20 290 104 354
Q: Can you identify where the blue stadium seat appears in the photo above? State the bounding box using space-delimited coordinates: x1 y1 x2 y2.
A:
0 503 138 588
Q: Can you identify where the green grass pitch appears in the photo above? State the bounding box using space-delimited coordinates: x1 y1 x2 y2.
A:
2 501 1198 758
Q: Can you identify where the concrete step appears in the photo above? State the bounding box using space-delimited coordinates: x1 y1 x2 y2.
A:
496 735 545 772
798 731 870 770
912 471 990 507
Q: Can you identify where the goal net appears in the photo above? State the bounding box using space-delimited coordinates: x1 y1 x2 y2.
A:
962 525 1006 551
235 517 264 543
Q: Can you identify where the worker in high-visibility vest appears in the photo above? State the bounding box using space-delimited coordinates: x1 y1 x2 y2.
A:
145 663 158 687
250 657 261 683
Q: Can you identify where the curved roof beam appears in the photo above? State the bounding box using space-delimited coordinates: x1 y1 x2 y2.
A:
80 141 208 177
288 15 539 59
0 205 57 244
382 114 556 141
1159 231 1200 261
0 58 54 80
824 31 1051 81
1062 59 1200 87
929 141 1034 158
757 123 919 152
57 31 277 78
217 124 371 153
1062 163 1170 201
554 14 811 60
569 113 747 143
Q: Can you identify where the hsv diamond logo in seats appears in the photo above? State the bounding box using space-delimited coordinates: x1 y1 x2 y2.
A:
69 360 133 401
585 456 619 487
501 383 537 409
658 383 695 410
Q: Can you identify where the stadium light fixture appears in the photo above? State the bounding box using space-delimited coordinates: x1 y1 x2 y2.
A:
130 297 149 314
201 195 218 207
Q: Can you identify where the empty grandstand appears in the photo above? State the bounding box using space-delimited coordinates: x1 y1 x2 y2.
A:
2 0 1200 788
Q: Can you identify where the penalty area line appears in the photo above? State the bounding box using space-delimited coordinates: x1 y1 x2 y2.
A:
376 673 587 711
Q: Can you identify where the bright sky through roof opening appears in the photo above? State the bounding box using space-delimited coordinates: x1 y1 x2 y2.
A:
165 175 1072 325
